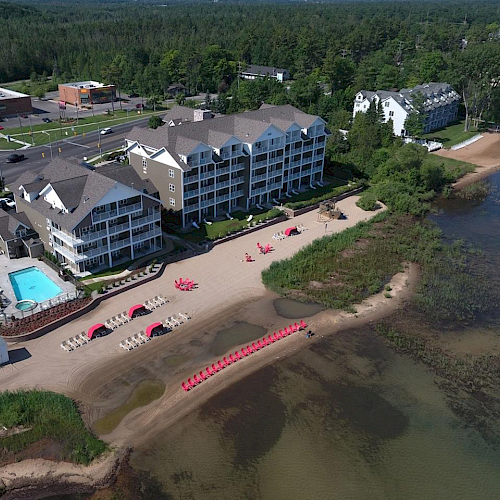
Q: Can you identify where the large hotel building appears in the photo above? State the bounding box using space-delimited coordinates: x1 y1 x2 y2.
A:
126 104 330 227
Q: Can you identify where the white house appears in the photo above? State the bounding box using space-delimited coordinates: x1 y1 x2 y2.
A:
241 65 290 82
353 83 460 136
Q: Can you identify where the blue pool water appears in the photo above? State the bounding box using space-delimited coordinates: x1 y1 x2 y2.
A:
9 266 63 302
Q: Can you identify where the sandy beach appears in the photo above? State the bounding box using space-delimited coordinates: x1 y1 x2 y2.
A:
432 133 500 188
0 195 422 495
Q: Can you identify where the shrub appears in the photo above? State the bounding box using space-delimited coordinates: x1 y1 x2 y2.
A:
356 191 378 211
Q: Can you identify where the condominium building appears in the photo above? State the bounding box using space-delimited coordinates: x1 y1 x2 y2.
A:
353 82 460 136
12 159 162 275
126 104 329 227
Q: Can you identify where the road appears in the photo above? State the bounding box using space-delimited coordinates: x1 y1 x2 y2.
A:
0 116 150 185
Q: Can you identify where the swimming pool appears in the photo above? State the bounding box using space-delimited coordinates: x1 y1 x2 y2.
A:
8 266 63 302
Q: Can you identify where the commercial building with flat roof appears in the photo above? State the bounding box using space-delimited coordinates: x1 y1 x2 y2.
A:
58 81 116 106
0 88 33 118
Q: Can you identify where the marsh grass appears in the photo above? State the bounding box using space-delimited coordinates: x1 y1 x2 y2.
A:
0 390 106 465
262 213 443 310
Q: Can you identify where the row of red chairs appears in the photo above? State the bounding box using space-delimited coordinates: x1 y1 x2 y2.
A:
181 320 307 391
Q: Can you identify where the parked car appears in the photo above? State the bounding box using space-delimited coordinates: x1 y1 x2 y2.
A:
135 104 144 109
20 115 28 119
42 118 52 123
6 154 25 163
100 127 113 135
0 126 3 130
128 93 139 98
0 198 15 209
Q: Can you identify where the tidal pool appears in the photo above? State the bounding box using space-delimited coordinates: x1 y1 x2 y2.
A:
273 298 325 319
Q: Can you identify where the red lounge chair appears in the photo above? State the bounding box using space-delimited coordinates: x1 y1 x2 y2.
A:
182 382 189 392
257 340 264 348
289 324 295 332
274 332 279 341
278 330 284 338
294 322 300 331
218 360 224 369
194 374 200 384
229 354 236 363
188 378 195 388
252 342 259 351
241 347 247 356
223 356 230 366
212 363 219 372
246 345 253 353
206 367 212 376
285 327 290 335
262 337 269 345
199 371 206 380
179 278 184 285
235 351 242 359
300 320 307 329
268 335 274 343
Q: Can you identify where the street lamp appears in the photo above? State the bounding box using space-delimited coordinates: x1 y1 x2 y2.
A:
40 130 53 160
17 112 27 145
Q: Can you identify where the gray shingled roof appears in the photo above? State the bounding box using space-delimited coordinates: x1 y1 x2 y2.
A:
0 209 32 242
128 104 320 157
243 65 288 77
95 162 157 194
11 158 159 232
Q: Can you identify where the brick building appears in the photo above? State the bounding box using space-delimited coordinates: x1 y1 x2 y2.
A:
58 81 116 106
0 88 33 118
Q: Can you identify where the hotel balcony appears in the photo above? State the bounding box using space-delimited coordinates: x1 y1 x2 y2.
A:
130 213 161 228
252 172 267 182
185 203 200 213
184 188 200 199
200 171 215 180
230 163 245 173
132 226 162 242
110 237 131 251
54 241 109 263
108 221 130 235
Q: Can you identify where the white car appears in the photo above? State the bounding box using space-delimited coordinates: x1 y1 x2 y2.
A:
0 198 15 209
100 128 113 135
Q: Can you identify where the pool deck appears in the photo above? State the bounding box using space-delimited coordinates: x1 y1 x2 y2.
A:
0 257 76 318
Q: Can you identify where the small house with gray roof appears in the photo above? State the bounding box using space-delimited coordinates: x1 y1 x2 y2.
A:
126 104 329 227
0 208 41 259
353 82 460 136
11 158 162 275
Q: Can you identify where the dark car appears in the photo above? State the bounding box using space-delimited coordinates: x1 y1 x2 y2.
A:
128 93 139 98
135 103 144 109
42 118 52 123
6 154 25 163
20 115 28 119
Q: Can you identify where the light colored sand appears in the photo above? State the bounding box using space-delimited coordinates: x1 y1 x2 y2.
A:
433 133 500 188
0 196 411 448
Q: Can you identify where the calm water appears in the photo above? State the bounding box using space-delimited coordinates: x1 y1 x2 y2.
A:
126 174 500 499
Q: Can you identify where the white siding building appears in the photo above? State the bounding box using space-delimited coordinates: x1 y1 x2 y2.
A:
353 82 460 136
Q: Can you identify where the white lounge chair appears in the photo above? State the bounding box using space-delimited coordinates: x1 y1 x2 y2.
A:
77 333 88 344
179 312 191 320
192 221 200 229
68 337 80 348
60 342 72 352
226 213 234 220
138 331 150 342
125 338 136 349
246 214 253 222
166 317 177 328
105 319 114 329
203 218 213 225
309 184 317 190
292 189 299 195
119 341 131 351
133 333 145 344
285 192 292 198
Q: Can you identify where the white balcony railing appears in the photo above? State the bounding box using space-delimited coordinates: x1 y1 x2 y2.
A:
252 159 268 169
184 188 200 199
108 222 130 235
290 148 302 155
216 194 230 203
184 203 199 213
110 238 131 251
118 201 142 216
132 227 162 242
131 213 160 228
303 144 313 152
200 171 215 180
200 185 215 194
252 173 267 182
269 155 284 164
216 180 230 190
232 176 245 185
185 174 200 184
201 199 214 209
216 166 230 175
231 190 244 198
92 209 118 222
230 163 245 172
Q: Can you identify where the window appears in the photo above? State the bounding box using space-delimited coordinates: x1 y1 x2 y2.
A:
169 183 175 192
169 197 175 207
389 111 394 117
355 103 360 108
169 169 174 178
385 102 390 107
142 157 147 168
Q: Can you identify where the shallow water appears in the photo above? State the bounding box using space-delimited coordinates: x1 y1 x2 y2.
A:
129 174 500 498
273 297 325 318
92 379 165 435
210 321 267 356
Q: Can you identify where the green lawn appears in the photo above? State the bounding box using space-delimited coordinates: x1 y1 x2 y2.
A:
422 121 478 148
0 109 167 149
181 207 283 243
79 260 137 281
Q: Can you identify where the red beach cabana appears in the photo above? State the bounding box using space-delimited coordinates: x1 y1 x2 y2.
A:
128 304 146 318
145 322 163 338
87 323 105 340
284 226 298 237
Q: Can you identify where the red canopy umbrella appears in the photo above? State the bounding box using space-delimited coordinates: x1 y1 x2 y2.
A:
284 226 297 236
145 322 163 337
87 323 105 340
128 304 145 318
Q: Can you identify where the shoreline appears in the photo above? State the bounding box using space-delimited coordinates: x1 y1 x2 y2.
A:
453 164 500 189
0 263 419 498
